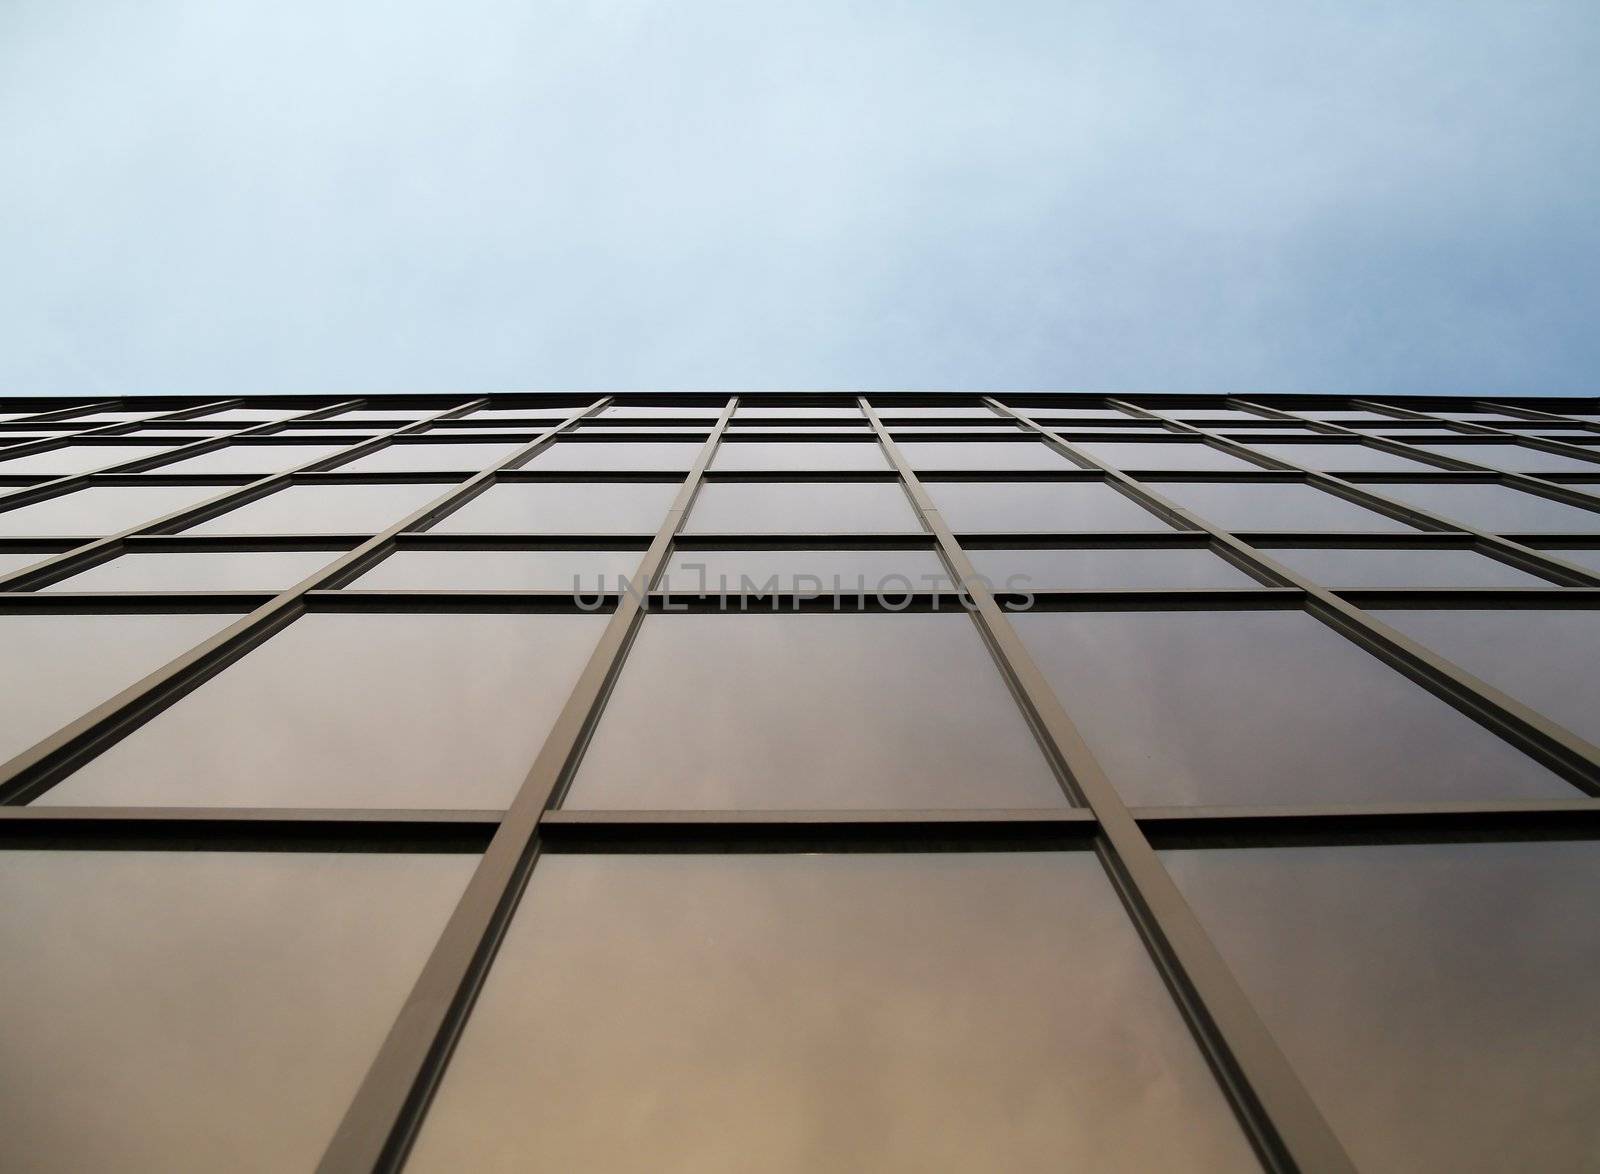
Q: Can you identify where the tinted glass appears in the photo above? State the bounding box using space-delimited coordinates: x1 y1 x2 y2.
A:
567 612 1064 809
1072 442 1261 471
1412 443 1600 473
410 852 1253 1174
1263 546 1550 588
43 612 608 809
0 484 229 537
352 549 643 592
0 551 47 577
686 481 918 533
43 550 339 592
712 442 888 471
1542 547 1600 574
328 408 442 421
899 441 1078 471
153 444 351 474
519 442 703 471
874 405 996 418
1147 408 1265 420
1365 482 1600 533
470 406 590 419
927 481 1170 532
195 407 300 422
966 546 1257 590
1242 442 1437 472
1166 841 1600 1173
432 482 679 534
1011 608 1568 805
736 406 862 418
186 483 446 535
1373 608 1600 743
0 444 180 474
659 548 948 594
0 612 234 762
603 405 723 418
0 849 473 1174
1151 481 1417 532
334 442 523 472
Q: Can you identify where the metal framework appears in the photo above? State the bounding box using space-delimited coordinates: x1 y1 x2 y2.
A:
2 389 1599 1173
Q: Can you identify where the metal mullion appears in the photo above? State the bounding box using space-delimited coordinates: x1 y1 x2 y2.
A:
1134 798 1600 848
1471 401 1600 435
861 398 1353 1174
0 806 501 852
1354 401 1600 465
0 400 610 803
315 396 740 1174
995 401 1600 792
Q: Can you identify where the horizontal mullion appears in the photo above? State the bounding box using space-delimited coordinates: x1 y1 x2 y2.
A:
1136 799 1600 847
0 806 500 851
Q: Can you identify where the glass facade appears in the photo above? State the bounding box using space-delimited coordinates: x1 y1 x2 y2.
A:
1 391 1598 1172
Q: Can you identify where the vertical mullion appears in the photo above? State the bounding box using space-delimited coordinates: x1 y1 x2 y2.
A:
315 397 740 1174
860 397 1353 1174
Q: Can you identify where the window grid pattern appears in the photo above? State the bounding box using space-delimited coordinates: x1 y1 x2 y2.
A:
2 391 1599 1174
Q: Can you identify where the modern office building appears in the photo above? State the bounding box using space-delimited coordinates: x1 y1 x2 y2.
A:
0 391 1597 1172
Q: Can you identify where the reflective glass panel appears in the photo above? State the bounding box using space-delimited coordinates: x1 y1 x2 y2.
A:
966 546 1257 590
0 551 47 577
658 548 948 595
1374 608 1600 743
1412 443 1600 473
0 849 474 1173
1242 442 1437 472
1147 408 1265 420
1151 482 1417 532
154 444 351 474
0 612 234 762
195 407 300 422
873 405 996 418
470 406 590 419
686 482 917 533
433 482 679 534
187 483 445 535
927 481 1171 532
1166 841 1600 1173
353 549 643 591
567 612 1064 809
712 442 888 471
736 406 862 418
603 405 723 418
44 612 608 808
43 550 340 593
1365 482 1600 533
328 408 443 420
0 444 182 475
1072 442 1260 471
1542 547 1600 574
410 852 1253 1174
1011 607 1568 805
0 485 228 537
1262 546 1549 588
335 442 523 472
899 441 1077 471
519 442 703 471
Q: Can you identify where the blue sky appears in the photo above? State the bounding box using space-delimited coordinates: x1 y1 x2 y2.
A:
2 0 1596 397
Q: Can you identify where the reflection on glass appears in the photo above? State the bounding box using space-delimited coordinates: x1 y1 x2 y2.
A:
409 852 1253 1173
568 613 1064 808
658 548 948 595
520 442 704 471
899 441 1077 471
1151 482 1417 532
0 849 474 1174
352 549 644 591
0 612 234 763
686 482 918 533
926 481 1170 532
0 551 47 578
1241 443 1437 472
736 406 862 418
334 442 524 472
153 444 351 474
43 550 340 593
0 444 181 475
1412 443 1600 474
1262 546 1549 589
1071 442 1260 472
42 612 608 808
0 485 230 537
1364 482 1600 533
432 482 679 534
1374 608 1600 744
712 442 888 471
966 546 1257 590
186 483 446 535
1165 841 1600 1173
1011 608 1569 805
1542 547 1600 574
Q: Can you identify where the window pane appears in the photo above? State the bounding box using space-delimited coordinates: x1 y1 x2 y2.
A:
736 405 862 419
873 405 996 418
926 481 1170 532
567 612 1063 808
686 482 917 533
0 612 234 762
1262 546 1548 589
469 406 590 420
1373 608 1600 743
433 482 678 534
1146 408 1265 421
712 442 888 471
186 483 446 535
0 551 47 577
327 408 443 421
0 485 228 537
353 549 643 591
1011 608 1568 805
409 852 1253 1174
0 849 473 1173
1242 442 1437 472
603 405 724 418
153 443 354 474
0 444 182 475
1072 442 1261 471
898 441 1077 471
333 442 524 472
42 612 607 808
519 441 704 471
194 407 300 422
1022 408 1132 421
1298 410 1409 421
658 548 948 595
967 546 1257 590
1411 443 1600 473
1365 482 1600 533
1151 481 1417 532
1543 547 1600 574
42 550 339 593
1165 841 1600 1173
